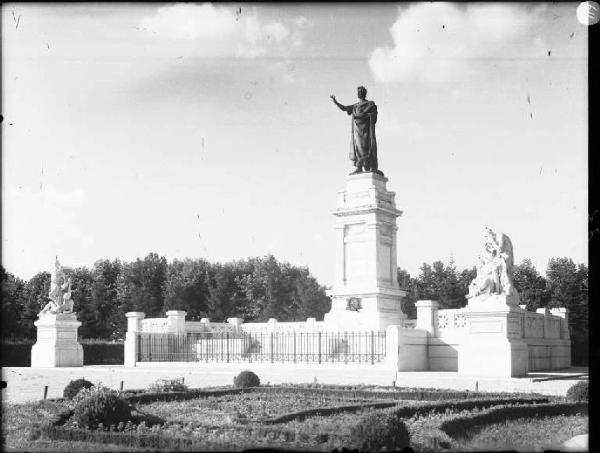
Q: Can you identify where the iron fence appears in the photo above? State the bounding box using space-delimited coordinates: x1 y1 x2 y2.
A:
137 331 386 364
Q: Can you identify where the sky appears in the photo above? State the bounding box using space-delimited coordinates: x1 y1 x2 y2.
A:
2 2 588 287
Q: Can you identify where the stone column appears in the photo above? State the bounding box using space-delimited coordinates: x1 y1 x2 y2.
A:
31 313 84 367
227 317 243 334
458 295 528 377
416 300 439 336
166 310 187 333
124 312 145 367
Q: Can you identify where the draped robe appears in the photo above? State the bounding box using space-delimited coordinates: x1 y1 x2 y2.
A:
342 100 378 170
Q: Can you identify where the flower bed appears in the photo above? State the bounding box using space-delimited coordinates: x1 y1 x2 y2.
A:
36 385 561 452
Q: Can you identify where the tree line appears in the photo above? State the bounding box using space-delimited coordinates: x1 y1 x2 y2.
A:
0 254 588 364
1 254 331 341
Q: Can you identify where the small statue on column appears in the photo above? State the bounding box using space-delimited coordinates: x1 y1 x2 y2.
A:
39 257 74 315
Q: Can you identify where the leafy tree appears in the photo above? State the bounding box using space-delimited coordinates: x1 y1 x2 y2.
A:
206 261 249 321
117 253 167 318
90 259 122 339
414 261 465 309
1 267 28 338
545 258 588 365
163 258 211 320
513 259 548 310
238 255 304 321
292 267 331 320
21 271 51 338
397 268 417 319
66 266 95 338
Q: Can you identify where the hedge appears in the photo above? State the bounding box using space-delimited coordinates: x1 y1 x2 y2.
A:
41 424 240 452
264 396 549 424
1 342 124 366
440 401 588 439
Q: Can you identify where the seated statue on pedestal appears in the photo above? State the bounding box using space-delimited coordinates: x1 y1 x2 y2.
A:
467 227 520 302
39 258 75 315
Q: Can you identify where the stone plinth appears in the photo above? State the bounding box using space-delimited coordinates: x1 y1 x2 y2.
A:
124 312 145 367
324 172 406 331
31 313 83 367
458 295 528 377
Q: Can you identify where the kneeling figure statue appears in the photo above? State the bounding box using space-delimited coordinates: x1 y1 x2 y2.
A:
467 227 520 304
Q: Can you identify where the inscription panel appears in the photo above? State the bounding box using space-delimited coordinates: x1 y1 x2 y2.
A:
470 320 503 334
344 242 367 283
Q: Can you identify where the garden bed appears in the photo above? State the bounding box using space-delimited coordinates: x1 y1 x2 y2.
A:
31 385 563 452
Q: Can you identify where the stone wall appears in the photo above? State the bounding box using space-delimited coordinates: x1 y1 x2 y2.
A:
414 301 571 376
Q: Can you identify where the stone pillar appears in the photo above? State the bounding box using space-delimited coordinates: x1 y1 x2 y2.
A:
31 313 84 367
385 325 428 371
166 310 187 333
306 317 317 333
227 317 243 334
416 300 439 336
267 318 278 333
550 308 571 368
458 295 528 377
550 308 570 339
124 312 145 367
324 172 407 332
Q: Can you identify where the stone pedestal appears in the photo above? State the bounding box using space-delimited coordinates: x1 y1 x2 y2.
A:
124 312 145 367
458 294 528 377
31 313 83 367
324 172 406 331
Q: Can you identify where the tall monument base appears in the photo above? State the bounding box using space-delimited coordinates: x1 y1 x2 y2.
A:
31 313 84 367
324 172 406 331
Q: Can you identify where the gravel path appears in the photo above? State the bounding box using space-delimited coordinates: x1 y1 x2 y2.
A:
1 364 587 404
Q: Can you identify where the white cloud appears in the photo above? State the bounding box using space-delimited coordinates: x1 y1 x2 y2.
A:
140 3 303 59
369 3 546 85
140 3 237 40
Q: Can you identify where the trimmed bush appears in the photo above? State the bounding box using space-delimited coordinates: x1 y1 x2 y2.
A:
71 387 132 429
148 378 188 393
440 402 588 439
63 379 94 399
234 370 260 388
350 412 410 452
566 381 588 402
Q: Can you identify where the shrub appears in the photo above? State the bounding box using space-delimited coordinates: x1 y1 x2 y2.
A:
63 379 94 399
350 411 410 452
566 381 588 402
71 386 132 429
148 378 188 393
234 370 260 388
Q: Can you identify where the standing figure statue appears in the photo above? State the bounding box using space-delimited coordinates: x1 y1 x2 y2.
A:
39 257 75 315
467 227 520 303
331 86 382 176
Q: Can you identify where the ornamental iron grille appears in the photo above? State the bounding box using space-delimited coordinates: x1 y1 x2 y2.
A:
136 330 386 365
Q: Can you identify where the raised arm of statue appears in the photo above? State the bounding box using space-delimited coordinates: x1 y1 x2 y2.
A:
330 95 352 114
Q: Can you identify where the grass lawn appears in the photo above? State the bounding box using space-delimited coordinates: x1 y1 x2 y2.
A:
1 400 145 452
455 414 588 452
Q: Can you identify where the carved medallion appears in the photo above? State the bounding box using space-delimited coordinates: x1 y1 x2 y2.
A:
346 297 362 312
